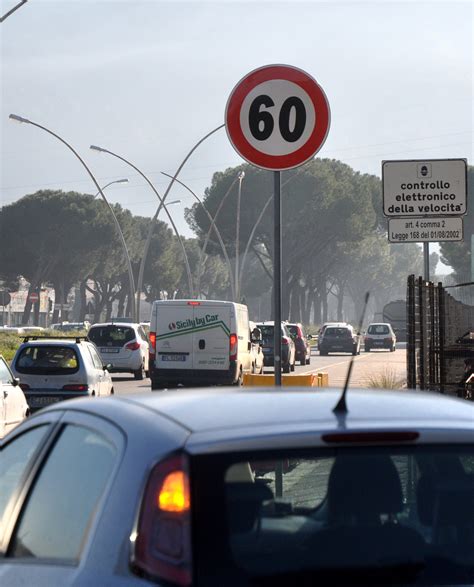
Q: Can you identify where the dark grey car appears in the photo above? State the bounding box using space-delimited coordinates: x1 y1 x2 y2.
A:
1 390 473 586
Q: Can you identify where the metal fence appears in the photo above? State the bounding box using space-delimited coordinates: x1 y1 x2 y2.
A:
407 275 474 398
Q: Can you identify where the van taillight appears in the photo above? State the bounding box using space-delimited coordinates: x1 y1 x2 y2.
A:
281 337 289 346
133 453 192 586
149 332 156 363
229 333 238 360
19 383 30 391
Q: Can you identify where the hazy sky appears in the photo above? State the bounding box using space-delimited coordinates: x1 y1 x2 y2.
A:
1 0 472 263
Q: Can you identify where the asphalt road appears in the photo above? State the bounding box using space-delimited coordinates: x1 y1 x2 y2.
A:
111 344 407 395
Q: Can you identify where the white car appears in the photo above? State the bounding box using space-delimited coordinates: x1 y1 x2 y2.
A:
249 321 264 374
88 322 149 380
10 337 113 412
364 322 397 352
0 355 29 438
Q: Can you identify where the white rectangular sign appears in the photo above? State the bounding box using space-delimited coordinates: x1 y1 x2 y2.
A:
388 216 464 243
382 158 467 217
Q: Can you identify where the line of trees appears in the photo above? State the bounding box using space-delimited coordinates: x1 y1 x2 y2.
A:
186 158 440 323
0 190 230 324
2 157 459 326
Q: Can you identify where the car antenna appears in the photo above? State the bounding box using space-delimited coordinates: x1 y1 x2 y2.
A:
333 291 370 415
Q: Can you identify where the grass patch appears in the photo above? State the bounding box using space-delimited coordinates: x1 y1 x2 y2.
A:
0 329 87 363
0 332 24 362
364 367 406 390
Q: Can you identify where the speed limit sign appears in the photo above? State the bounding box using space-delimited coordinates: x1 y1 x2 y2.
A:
225 64 330 170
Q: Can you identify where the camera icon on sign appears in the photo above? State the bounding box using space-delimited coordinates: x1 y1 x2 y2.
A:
417 163 432 178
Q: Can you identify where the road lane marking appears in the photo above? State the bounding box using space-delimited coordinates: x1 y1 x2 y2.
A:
299 353 373 375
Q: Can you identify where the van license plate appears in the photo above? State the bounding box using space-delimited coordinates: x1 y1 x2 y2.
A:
162 355 186 362
101 348 119 353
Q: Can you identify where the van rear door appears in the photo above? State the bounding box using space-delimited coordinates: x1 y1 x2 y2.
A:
192 304 231 370
155 303 194 370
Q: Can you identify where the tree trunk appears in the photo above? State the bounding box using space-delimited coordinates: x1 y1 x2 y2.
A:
337 280 346 322
21 283 39 325
105 300 113 321
312 291 321 326
322 287 328 323
78 280 88 321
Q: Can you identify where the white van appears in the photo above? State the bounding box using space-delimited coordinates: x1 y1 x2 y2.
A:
149 300 253 389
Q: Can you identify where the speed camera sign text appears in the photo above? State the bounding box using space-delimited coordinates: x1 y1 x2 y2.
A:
382 159 467 217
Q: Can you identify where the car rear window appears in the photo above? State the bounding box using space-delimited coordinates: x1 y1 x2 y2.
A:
192 445 474 585
324 327 351 337
287 325 302 338
368 325 390 335
15 345 79 375
257 325 286 343
88 325 135 347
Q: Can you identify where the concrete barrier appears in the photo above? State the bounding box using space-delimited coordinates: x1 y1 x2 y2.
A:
243 372 328 387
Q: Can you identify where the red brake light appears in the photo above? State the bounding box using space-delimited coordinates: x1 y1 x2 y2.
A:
149 331 156 363
187 301 201 306
62 384 89 392
133 453 192 586
229 333 238 360
281 337 289 346
126 341 140 351
19 383 30 391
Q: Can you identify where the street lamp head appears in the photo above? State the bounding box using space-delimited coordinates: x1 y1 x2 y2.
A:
9 113 31 124
116 178 129 184
90 145 106 153
166 199 181 207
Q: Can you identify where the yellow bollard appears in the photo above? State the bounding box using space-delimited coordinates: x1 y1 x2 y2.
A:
242 373 328 387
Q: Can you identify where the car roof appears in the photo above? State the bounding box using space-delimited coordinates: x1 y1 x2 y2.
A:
368 322 392 327
89 322 140 328
19 338 89 346
39 389 474 452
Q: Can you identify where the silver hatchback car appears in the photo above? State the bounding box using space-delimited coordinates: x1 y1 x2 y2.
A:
87 322 149 380
1 388 473 586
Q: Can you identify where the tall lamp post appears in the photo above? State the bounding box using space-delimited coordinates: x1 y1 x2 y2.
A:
198 172 243 300
91 123 224 317
234 171 245 301
160 172 234 300
89 145 194 312
9 114 137 321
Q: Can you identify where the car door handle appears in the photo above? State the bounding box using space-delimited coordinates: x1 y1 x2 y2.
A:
3 390 8 398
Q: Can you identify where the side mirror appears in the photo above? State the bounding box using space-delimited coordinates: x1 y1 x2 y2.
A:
12 377 20 387
104 363 112 371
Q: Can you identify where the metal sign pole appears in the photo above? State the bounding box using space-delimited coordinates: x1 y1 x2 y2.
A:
423 242 430 281
274 170 282 387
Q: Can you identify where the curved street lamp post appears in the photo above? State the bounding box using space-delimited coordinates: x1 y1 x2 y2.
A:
90 145 194 317
160 172 234 300
93 178 128 197
9 114 137 321
91 123 224 320
235 171 245 301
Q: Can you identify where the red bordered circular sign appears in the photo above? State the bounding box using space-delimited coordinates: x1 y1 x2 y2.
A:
225 64 330 171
